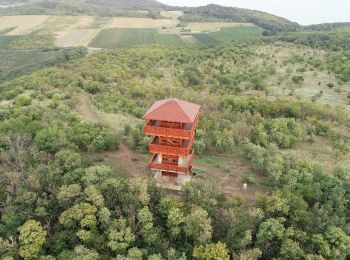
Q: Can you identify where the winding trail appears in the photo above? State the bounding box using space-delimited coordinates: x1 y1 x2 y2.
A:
78 93 100 123
78 93 149 178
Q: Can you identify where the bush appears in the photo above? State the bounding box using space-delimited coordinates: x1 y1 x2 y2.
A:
182 67 203 87
251 118 302 149
292 75 304 85
241 174 254 184
67 122 118 152
326 83 335 88
15 95 32 106
34 125 67 153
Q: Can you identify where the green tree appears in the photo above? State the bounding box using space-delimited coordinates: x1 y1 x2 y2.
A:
34 126 67 153
167 207 185 239
73 245 100 260
279 239 305 259
324 226 350 259
107 218 135 254
18 220 46 259
256 218 286 258
137 206 159 245
185 207 212 245
193 242 229 260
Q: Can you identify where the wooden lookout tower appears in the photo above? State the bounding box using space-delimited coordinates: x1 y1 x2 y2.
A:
143 98 200 187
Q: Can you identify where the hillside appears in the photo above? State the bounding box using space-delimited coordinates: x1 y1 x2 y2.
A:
180 4 300 32
0 1 350 259
0 35 350 258
0 0 167 17
0 0 299 32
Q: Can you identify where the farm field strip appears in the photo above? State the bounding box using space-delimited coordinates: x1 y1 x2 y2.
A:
72 29 100 47
187 22 256 32
191 33 221 48
89 28 187 49
180 35 198 46
209 27 263 42
107 17 177 29
0 15 263 48
55 29 90 47
0 15 50 35
53 16 94 46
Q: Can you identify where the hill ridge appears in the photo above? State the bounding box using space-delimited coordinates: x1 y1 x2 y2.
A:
0 0 298 31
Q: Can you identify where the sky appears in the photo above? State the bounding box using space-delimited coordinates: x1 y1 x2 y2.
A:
158 0 350 25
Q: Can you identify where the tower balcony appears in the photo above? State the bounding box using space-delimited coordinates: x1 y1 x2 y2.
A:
144 116 199 140
148 137 194 157
149 149 194 174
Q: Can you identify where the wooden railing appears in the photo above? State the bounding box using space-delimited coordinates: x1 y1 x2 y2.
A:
144 116 199 140
149 150 194 174
148 138 194 157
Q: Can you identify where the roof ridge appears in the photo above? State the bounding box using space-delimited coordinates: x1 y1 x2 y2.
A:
170 99 192 122
143 98 201 124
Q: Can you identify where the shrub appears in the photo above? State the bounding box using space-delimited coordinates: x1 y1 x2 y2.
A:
15 95 32 106
67 122 118 152
326 83 335 88
251 118 302 149
241 174 254 184
292 75 304 85
34 126 67 153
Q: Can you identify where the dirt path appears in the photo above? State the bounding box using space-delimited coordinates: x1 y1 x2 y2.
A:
78 93 149 178
114 144 149 178
78 93 100 123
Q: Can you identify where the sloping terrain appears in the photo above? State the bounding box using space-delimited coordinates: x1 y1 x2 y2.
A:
0 0 299 33
0 0 167 17
180 4 300 32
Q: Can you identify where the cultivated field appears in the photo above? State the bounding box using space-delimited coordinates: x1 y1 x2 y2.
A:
0 14 262 48
210 27 264 42
89 28 186 48
0 15 49 35
187 22 255 32
107 17 177 28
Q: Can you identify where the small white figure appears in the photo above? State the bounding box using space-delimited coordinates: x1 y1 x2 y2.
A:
243 183 247 192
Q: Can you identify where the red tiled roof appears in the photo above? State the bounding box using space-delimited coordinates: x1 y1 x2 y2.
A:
143 98 200 124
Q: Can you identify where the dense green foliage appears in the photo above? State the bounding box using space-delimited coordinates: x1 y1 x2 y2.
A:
0 17 350 259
